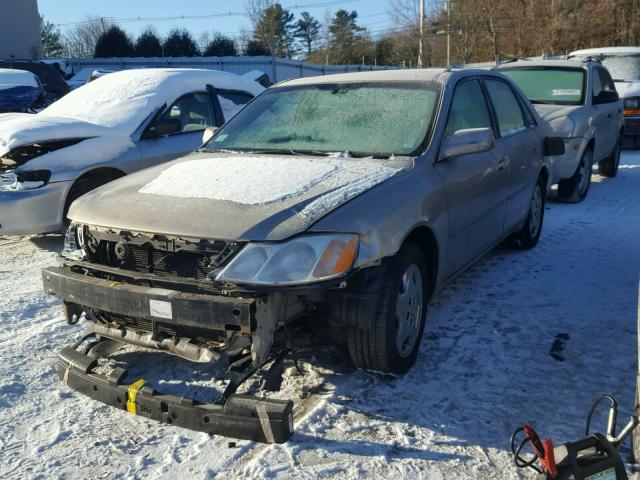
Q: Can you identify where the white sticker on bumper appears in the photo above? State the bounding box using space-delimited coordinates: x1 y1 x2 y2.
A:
149 299 173 319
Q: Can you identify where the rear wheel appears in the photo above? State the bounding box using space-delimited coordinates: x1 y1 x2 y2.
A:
508 175 545 250
598 138 621 177
558 148 593 203
347 242 429 375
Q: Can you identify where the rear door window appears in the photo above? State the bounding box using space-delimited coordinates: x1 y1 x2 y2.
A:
445 79 493 137
485 79 527 137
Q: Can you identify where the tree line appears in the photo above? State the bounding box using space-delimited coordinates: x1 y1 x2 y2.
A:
40 0 640 65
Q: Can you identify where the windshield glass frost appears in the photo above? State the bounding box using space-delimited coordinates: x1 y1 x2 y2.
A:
207 82 441 156
501 68 585 105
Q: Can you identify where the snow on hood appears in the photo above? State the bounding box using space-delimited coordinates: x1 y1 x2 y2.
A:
139 156 403 216
39 68 263 131
0 115 111 157
140 156 341 204
70 153 410 241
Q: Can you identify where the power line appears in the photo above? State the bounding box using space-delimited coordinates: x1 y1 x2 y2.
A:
56 0 364 27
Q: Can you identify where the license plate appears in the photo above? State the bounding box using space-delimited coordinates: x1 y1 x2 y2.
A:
149 299 172 319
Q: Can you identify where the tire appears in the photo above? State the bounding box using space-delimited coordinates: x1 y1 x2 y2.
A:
61 175 117 230
347 242 429 375
508 176 545 250
558 148 593 203
598 138 620 177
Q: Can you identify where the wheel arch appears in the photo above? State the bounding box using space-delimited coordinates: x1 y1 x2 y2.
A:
402 225 439 297
61 167 127 224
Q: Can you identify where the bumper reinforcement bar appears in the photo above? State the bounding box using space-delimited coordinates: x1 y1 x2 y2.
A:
58 341 294 443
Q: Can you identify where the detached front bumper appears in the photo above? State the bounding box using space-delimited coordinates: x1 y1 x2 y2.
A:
0 181 70 236
58 344 294 443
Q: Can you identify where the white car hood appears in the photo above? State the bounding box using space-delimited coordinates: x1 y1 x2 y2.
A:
0 114 114 157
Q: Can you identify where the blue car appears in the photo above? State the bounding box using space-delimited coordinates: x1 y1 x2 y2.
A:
0 69 45 113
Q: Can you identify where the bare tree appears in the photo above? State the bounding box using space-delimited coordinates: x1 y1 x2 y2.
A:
63 16 112 57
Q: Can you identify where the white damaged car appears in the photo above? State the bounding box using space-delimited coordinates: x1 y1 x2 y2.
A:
0 68 263 235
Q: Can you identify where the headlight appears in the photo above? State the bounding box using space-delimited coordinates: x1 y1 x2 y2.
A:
61 222 88 261
215 234 359 286
0 170 51 191
623 97 639 109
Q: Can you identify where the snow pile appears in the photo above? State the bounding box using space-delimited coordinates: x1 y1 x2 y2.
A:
139 156 403 208
0 69 39 90
40 68 262 130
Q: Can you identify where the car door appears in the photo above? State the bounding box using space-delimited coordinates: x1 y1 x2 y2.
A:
591 66 619 159
436 78 509 276
483 77 541 234
138 90 222 169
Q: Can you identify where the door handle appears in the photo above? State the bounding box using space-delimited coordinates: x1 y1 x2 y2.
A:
498 157 508 171
608 113 613 118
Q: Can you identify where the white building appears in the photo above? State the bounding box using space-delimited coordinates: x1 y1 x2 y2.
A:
0 0 42 59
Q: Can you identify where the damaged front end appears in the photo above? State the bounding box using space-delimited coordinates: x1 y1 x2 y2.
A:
43 223 339 442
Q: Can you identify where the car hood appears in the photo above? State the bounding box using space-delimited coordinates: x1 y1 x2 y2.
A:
69 151 413 241
0 114 113 157
614 81 640 98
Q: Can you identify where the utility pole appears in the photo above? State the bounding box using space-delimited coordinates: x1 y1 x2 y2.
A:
417 0 424 67
446 0 451 67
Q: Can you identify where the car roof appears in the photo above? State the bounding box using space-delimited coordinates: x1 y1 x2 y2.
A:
276 68 505 87
569 46 640 57
496 59 591 69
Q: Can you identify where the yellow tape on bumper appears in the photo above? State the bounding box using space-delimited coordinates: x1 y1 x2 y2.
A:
126 379 145 415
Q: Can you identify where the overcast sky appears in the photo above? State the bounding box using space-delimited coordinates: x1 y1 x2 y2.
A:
38 0 395 42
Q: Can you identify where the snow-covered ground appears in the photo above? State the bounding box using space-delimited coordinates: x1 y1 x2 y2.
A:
1 152 639 479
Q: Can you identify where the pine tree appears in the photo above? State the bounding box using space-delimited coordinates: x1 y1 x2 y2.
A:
163 29 200 57
94 26 135 58
294 12 320 56
134 29 162 57
203 35 237 56
40 16 65 57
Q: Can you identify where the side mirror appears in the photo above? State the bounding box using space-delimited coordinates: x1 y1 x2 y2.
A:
202 126 218 145
439 128 495 161
544 136 566 156
146 118 181 138
593 90 619 105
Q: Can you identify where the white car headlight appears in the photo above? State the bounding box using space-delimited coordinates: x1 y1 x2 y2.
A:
215 234 359 286
0 170 51 191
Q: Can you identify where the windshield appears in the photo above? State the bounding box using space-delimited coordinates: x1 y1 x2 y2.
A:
501 67 585 105
572 55 640 82
205 82 441 157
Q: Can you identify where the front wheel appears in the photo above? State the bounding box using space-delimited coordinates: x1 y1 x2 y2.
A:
598 138 620 177
508 176 545 250
347 242 429 375
558 148 593 203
